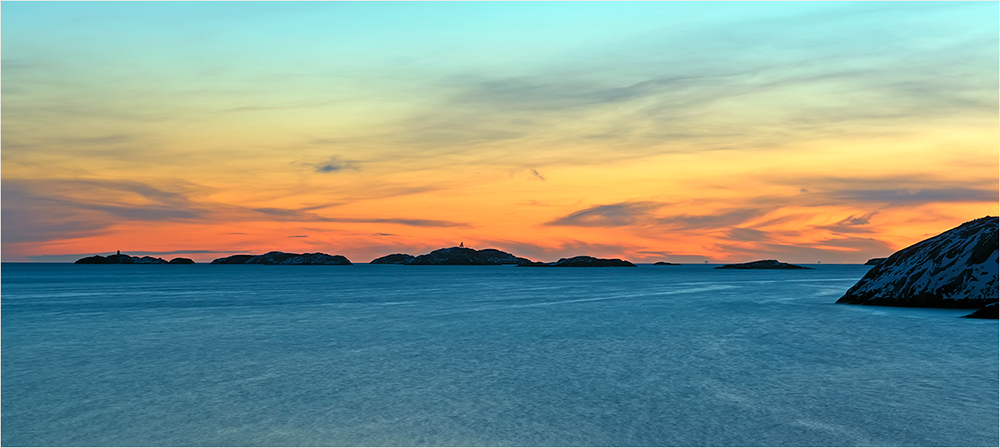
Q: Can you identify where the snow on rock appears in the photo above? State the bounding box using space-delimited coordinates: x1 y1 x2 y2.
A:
837 216 998 308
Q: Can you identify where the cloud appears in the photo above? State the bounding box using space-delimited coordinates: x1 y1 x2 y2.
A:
529 169 546 182
311 156 359 173
656 208 772 231
1 177 471 251
829 188 997 205
287 235 309 238
546 201 777 232
250 207 470 228
725 228 772 243
815 211 880 234
1 179 208 244
545 201 664 227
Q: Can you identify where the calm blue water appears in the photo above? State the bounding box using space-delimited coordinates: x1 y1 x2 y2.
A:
2 263 997 446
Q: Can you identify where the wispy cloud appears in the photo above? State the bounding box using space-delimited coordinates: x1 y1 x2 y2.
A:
829 188 997 205
312 156 359 173
545 201 665 227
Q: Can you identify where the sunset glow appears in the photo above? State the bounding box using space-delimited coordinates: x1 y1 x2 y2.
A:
3 2 997 263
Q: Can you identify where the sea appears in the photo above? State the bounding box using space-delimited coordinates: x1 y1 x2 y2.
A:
2 263 997 447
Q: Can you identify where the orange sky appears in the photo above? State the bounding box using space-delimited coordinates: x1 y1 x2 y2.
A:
3 2 998 263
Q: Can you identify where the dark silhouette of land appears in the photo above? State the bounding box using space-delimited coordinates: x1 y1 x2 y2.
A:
714 260 812 270
370 253 416 264
75 253 194 264
210 251 351 265
405 247 530 265
518 256 636 267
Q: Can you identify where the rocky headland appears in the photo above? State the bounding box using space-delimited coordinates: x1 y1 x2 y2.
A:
864 257 887 266
210 251 352 265
836 216 998 312
369 253 416 264
518 256 636 267
714 259 812 270
404 247 530 265
75 253 194 264
963 302 998 319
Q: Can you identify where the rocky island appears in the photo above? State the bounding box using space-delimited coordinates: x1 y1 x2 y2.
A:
518 256 636 267
836 216 998 314
403 247 531 265
714 259 812 270
210 251 352 265
369 253 416 264
75 252 194 264
653 261 681 266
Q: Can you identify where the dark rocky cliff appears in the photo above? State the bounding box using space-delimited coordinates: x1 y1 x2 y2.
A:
836 216 998 310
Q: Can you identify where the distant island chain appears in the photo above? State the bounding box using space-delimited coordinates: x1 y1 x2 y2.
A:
74 216 998 318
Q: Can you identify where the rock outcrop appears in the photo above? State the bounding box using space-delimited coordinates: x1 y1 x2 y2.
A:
211 254 256 264
75 253 169 264
518 256 637 267
714 260 812 270
963 302 998 319
369 253 415 264
210 251 352 265
836 217 998 309
168 258 196 264
404 247 531 265
653 261 681 266
864 258 887 266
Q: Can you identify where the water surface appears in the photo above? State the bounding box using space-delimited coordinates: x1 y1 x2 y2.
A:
2 263 997 446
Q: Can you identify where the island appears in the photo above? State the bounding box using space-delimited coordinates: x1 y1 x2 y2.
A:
210 251 352 265
369 253 415 264
864 257 886 266
518 256 637 267
714 259 812 270
653 261 681 266
836 216 998 313
75 252 195 264
403 247 531 265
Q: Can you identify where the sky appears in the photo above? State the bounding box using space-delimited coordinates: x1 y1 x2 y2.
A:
2 2 998 263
